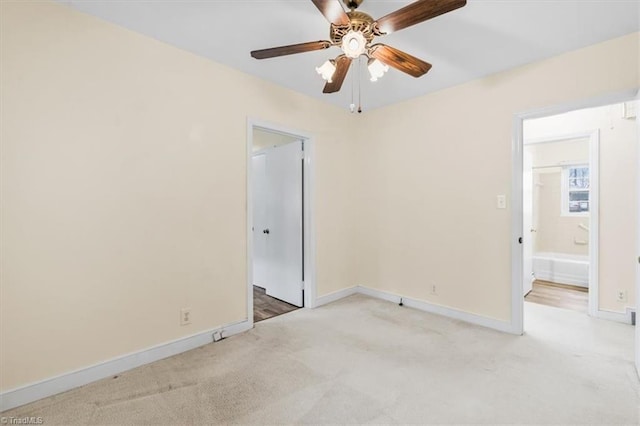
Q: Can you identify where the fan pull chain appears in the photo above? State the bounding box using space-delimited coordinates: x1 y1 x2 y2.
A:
358 56 362 114
350 60 355 113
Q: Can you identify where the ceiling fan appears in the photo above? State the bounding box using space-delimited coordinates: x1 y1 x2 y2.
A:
250 0 467 94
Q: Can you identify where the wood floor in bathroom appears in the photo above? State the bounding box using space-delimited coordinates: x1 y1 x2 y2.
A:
525 280 588 313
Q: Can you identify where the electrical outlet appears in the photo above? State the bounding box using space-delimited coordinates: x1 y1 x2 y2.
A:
431 284 437 295
616 291 627 302
180 308 191 326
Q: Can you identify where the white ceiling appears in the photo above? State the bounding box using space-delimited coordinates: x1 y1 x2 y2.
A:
59 0 640 111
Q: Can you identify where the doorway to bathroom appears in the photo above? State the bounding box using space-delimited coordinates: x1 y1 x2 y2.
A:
521 101 638 321
522 133 594 314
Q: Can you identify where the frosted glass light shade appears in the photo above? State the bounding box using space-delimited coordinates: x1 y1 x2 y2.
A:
368 58 389 82
315 60 336 83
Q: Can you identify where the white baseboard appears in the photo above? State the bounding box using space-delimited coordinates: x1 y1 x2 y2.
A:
357 286 516 334
0 320 251 412
12 281 623 412
315 286 358 307
315 285 516 334
592 308 634 324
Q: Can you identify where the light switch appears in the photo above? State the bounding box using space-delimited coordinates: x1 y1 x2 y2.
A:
497 195 507 209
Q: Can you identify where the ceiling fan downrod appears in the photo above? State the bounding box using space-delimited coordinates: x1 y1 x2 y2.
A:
343 0 363 10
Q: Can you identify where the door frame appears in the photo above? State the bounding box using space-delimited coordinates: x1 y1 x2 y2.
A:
510 88 639 336
246 118 317 328
522 130 600 317
636 91 640 378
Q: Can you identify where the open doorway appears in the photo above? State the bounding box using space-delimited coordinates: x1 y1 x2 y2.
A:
522 133 595 314
252 130 303 322
247 121 316 325
519 100 638 325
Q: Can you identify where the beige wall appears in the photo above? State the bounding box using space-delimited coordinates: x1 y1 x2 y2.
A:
354 32 639 322
526 139 590 256
0 1 358 391
525 103 638 312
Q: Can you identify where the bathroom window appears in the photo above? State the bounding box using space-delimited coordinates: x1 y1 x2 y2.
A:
562 165 589 216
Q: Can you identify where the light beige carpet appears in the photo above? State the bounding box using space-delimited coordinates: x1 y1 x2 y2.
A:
2 294 639 424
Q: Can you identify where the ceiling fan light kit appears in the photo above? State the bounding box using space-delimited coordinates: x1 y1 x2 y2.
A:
316 59 337 83
368 58 389 82
250 0 467 109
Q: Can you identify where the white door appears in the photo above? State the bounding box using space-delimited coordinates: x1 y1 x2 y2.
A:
252 153 269 288
523 150 534 296
252 140 304 307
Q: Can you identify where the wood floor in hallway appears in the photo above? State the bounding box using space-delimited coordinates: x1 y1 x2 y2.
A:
525 280 588 313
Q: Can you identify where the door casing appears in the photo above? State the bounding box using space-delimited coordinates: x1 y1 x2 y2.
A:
635 92 640 378
246 119 317 327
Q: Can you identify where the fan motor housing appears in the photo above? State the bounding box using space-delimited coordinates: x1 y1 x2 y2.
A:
330 11 377 44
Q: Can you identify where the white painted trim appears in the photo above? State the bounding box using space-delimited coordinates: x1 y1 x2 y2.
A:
246 119 255 329
357 286 515 334
512 89 638 337
635 95 640 378
314 285 515 334
511 114 525 335
592 308 634 325
587 131 600 318
317 284 634 332
315 286 359 307
302 137 317 308
246 118 317 315
0 320 251 412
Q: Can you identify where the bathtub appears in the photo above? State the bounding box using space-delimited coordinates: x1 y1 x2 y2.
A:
532 252 589 288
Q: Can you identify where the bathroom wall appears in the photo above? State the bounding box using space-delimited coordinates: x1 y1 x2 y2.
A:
526 138 590 256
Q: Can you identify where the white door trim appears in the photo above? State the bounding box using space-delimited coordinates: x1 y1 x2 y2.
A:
246 118 317 329
511 88 639 335
636 94 640 378
523 130 599 317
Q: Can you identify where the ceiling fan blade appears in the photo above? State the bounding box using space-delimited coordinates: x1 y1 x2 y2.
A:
311 0 350 25
251 41 332 59
323 56 352 93
369 44 432 78
376 0 466 34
